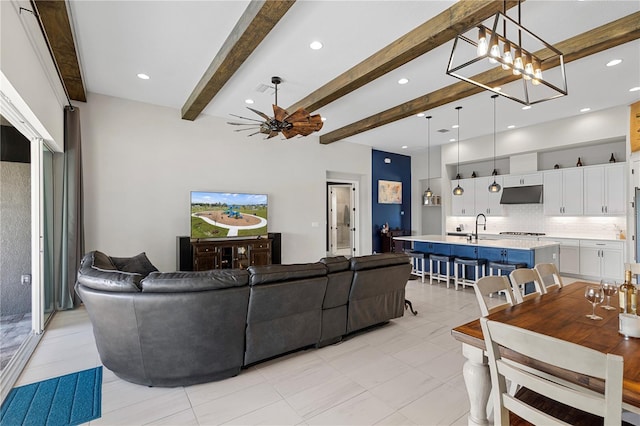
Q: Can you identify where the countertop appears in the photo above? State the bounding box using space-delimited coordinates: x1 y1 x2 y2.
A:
393 234 560 250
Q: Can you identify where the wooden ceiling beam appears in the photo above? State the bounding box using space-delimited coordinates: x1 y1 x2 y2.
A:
33 0 86 102
181 0 296 121
320 12 640 145
286 0 520 114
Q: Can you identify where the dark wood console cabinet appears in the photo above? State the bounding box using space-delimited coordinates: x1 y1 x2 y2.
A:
191 238 271 271
381 229 407 253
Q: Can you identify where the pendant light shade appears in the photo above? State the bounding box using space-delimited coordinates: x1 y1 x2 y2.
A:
423 115 434 204
453 106 464 196
488 94 502 193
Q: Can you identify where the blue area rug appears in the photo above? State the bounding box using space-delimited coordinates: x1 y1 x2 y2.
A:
1 367 102 426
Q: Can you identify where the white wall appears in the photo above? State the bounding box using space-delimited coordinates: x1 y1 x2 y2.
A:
0 0 66 149
80 93 372 271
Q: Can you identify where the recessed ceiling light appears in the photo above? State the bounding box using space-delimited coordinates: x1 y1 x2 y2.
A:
401 145 408 149
137 73 150 80
522 105 532 110
417 113 425 117
507 125 515 129
580 107 591 112
309 41 323 50
452 124 459 129
245 99 254 104
321 117 327 122
630 87 640 92
398 78 409 85
449 138 456 142
606 59 623 67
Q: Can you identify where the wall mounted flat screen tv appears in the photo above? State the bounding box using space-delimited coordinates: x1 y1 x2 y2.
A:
190 191 268 239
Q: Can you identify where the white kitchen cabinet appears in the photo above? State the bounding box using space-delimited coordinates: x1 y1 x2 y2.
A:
451 178 475 216
543 168 583 215
583 163 626 216
503 172 543 187
579 239 624 280
474 176 504 216
559 239 580 275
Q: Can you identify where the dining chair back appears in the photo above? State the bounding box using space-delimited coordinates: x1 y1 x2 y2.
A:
533 263 563 293
473 276 516 317
480 317 623 425
509 268 544 304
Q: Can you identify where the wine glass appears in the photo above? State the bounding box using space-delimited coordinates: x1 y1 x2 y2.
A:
600 279 618 310
585 286 604 320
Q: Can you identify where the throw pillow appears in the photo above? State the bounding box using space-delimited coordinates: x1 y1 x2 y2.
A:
111 252 158 276
92 250 117 271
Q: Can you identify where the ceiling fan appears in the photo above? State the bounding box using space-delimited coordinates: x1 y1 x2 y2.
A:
227 76 323 139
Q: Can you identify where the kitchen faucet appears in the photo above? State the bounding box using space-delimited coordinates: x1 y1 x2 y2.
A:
474 213 487 241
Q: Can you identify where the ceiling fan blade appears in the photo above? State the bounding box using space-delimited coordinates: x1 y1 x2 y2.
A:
284 107 310 123
266 131 280 139
227 121 260 126
281 128 298 139
247 107 272 121
229 114 266 123
273 104 288 122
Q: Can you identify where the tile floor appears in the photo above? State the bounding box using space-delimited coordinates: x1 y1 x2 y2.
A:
12 277 583 425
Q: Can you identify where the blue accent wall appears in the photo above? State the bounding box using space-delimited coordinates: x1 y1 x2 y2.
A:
372 150 411 253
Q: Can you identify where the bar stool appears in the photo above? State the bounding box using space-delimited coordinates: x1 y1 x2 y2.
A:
488 261 527 297
429 254 453 287
406 250 428 283
453 257 488 290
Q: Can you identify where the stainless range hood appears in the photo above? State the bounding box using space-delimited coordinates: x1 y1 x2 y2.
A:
500 185 543 204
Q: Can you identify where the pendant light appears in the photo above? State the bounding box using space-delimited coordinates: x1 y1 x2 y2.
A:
423 115 433 204
488 95 502 193
452 106 464 196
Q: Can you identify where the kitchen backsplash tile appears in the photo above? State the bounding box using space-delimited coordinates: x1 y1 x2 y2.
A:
447 204 627 240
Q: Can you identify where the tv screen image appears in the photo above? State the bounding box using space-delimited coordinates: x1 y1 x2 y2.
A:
190 191 268 239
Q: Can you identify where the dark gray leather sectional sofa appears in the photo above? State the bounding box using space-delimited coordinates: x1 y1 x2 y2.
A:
75 250 411 387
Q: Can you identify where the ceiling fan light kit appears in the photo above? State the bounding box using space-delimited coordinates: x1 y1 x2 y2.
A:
446 1 567 106
227 76 323 139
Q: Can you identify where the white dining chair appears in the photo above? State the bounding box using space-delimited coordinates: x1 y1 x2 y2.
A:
473 276 516 317
480 317 624 425
534 263 563 293
509 268 544 304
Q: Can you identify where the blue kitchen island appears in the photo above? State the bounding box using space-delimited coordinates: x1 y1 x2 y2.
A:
393 235 560 287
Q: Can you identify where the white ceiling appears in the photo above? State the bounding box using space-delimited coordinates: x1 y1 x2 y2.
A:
68 0 640 155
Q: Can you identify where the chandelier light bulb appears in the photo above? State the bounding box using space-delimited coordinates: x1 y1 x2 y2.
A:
513 48 523 76
523 54 534 80
502 42 513 70
489 42 501 64
477 27 488 56
532 60 543 85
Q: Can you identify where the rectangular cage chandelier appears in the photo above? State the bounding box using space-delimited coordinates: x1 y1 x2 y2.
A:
446 1 567 106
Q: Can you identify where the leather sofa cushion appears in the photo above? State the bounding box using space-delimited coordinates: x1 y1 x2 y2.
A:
141 270 249 293
248 263 327 286
350 253 410 271
320 256 350 273
110 252 158 276
77 268 142 292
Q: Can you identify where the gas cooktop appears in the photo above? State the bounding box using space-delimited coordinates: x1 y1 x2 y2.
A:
499 232 546 236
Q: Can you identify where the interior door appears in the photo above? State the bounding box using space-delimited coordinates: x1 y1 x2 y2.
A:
327 183 355 257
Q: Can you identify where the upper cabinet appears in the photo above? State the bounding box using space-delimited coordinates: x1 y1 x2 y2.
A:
503 173 543 187
474 176 504 217
543 168 583 216
583 163 626 216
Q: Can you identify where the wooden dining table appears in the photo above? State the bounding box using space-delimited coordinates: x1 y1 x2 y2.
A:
451 281 640 426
